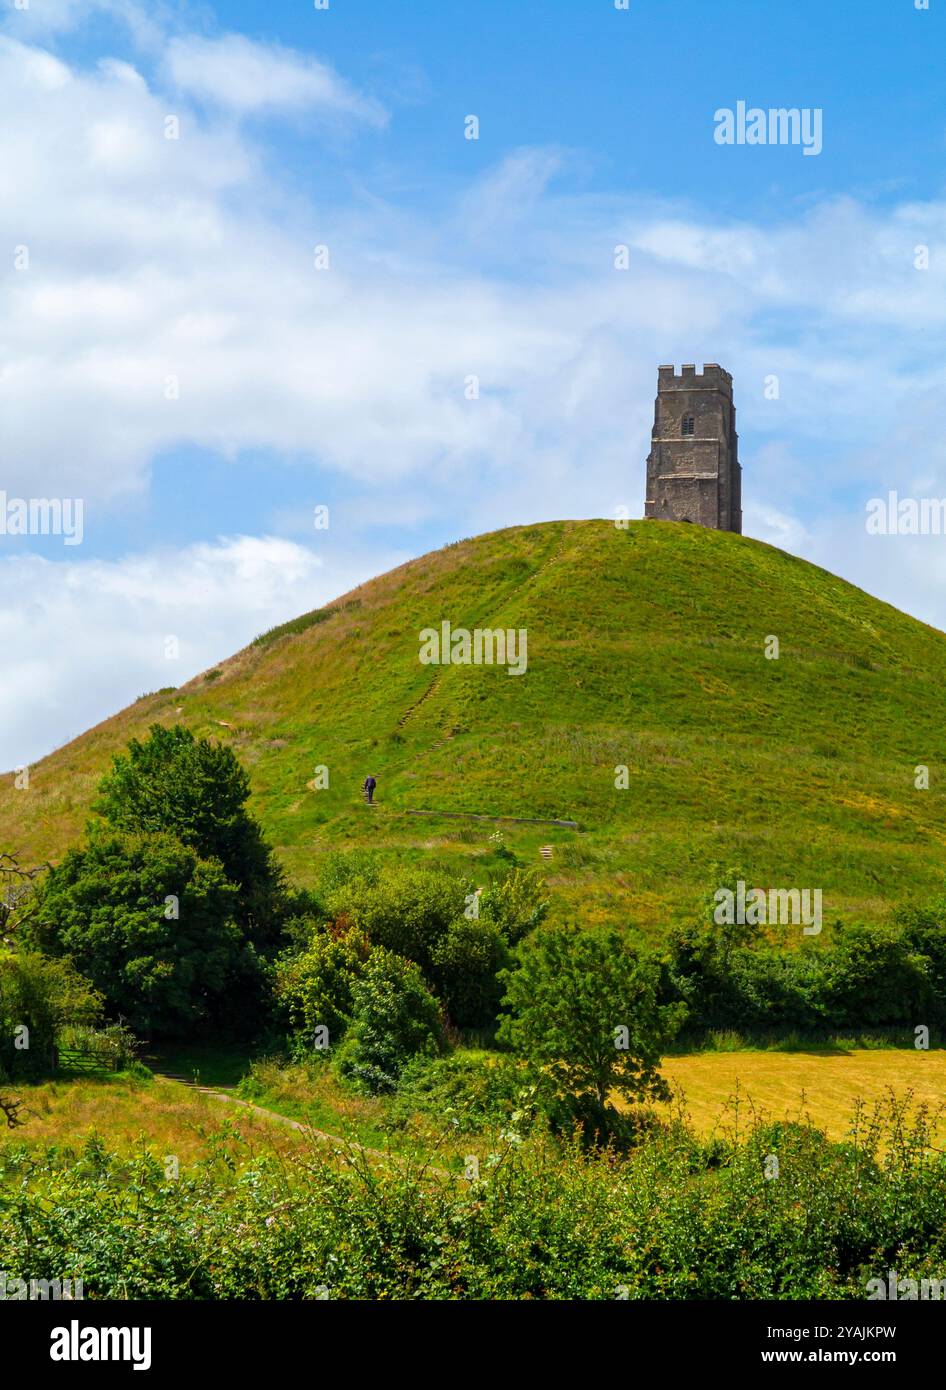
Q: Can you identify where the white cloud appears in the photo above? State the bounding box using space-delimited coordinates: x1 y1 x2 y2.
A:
162 33 386 122
3 0 162 46
2 25 943 517
0 535 395 769
455 146 565 242
3 23 946 767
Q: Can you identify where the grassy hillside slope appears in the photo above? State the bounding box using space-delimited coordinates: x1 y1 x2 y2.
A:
4 519 945 931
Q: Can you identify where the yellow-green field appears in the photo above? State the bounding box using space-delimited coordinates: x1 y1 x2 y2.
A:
0 1075 307 1167
661 1049 946 1140
5 1051 946 1164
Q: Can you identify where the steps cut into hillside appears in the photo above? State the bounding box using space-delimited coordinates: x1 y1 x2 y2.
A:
4 520 945 932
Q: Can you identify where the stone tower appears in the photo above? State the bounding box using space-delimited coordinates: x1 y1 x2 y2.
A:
644 364 742 532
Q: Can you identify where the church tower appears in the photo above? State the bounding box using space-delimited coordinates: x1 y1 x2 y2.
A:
644 364 742 533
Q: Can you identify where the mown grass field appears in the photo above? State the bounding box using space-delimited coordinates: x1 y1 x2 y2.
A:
232 1047 946 1148
4 519 946 934
661 1048 946 1141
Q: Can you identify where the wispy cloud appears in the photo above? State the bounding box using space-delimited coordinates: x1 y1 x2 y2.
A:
3 0 165 46
162 32 386 123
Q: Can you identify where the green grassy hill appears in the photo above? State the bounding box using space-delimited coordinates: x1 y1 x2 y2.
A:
5 519 946 932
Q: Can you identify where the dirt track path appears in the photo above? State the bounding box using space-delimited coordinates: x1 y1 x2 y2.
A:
153 1073 449 1173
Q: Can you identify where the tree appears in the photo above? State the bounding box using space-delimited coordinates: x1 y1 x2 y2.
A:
498 924 683 1124
0 852 50 939
336 949 444 1094
24 829 255 1037
94 724 284 948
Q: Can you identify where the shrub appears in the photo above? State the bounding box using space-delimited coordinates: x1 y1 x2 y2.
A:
57 1021 140 1072
275 927 371 1053
820 922 931 1029
0 952 102 1076
429 919 510 1029
3 1098 946 1299
328 866 466 975
388 1051 536 1134
478 868 549 945
336 949 444 1094
892 900 946 1026
667 913 938 1036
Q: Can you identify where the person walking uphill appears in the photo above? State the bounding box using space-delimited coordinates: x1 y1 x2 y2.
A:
363 775 377 804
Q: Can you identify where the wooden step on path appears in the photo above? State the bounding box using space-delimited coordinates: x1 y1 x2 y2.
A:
396 671 441 729
405 809 578 829
429 726 461 751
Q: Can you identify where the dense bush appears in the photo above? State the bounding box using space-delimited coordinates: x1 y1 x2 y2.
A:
477 868 549 945
820 922 932 1029
0 952 102 1077
336 949 445 1094
387 1051 536 1134
668 929 825 1032
274 927 371 1052
429 919 511 1029
327 865 467 974
327 861 545 958
321 863 547 1034
3 1100 946 1299
667 913 942 1035
896 899 946 1011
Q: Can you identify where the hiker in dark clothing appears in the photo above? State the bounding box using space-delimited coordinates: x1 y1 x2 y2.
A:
363 775 377 804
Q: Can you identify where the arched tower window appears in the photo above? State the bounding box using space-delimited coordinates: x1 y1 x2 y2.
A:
681 415 695 436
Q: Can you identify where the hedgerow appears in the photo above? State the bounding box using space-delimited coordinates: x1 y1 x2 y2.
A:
2 1098 944 1300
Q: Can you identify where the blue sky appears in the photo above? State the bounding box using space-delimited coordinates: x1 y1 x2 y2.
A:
1 0 945 766
182 0 940 208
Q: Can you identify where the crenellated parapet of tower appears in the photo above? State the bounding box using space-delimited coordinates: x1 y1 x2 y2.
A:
656 363 733 394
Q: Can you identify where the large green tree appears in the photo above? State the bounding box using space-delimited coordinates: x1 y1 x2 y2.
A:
498 923 683 1122
94 723 284 948
25 829 256 1037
